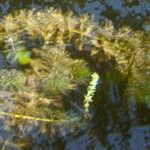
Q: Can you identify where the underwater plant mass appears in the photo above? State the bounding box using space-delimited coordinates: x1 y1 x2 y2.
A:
0 2 149 149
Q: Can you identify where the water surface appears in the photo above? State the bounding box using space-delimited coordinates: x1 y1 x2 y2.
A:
0 0 150 150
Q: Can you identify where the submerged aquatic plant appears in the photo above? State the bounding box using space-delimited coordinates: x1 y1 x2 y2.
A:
84 72 100 112
0 7 149 147
0 9 93 142
0 69 27 91
7 48 31 65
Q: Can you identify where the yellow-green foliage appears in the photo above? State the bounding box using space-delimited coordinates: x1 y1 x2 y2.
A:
91 23 150 102
7 47 31 65
0 9 92 136
0 69 27 91
0 8 149 139
84 72 100 112
2 8 95 50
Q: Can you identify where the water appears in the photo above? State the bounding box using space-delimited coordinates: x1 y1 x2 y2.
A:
0 0 150 149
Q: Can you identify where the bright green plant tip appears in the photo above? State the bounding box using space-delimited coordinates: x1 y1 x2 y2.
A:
17 51 31 65
72 65 91 81
84 72 100 112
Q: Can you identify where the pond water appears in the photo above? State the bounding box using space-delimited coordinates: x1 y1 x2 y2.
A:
0 0 150 150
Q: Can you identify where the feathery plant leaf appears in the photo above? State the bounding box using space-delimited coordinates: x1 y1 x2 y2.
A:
0 69 27 91
84 72 100 112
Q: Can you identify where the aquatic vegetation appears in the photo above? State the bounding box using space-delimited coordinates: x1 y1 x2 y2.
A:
0 69 27 91
7 48 31 65
0 7 149 147
84 72 100 112
0 9 93 142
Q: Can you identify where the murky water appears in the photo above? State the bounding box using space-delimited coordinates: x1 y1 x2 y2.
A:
0 0 150 150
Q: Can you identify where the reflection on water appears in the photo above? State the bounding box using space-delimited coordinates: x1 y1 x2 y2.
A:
0 0 150 150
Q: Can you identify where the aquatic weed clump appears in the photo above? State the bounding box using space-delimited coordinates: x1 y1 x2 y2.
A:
0 69 27 91
0 7 149 147
91 22 150 102
0 9 93 143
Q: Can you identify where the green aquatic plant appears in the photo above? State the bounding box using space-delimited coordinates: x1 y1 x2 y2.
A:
71 60 92 82
0 9 93 139
0 8 149 147
7 48 31 65
40 70 71 95
91 22 150 103
4 37 31 65
0 69 27 91
84 72 100 112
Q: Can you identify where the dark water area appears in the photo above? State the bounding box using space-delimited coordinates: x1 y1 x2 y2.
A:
0 0 150 150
